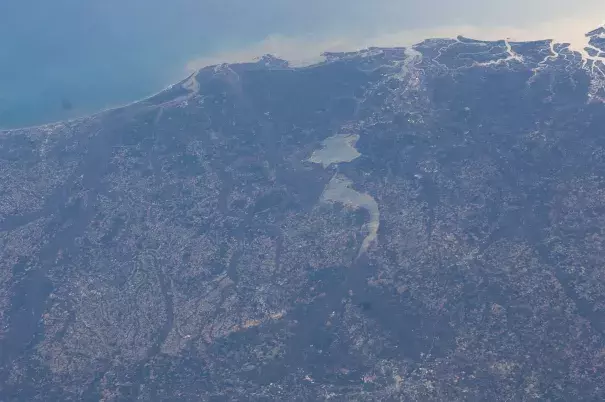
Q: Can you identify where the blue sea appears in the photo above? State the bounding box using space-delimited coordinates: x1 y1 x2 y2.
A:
3 0 595 129
2 0 461 129
0 0 287 129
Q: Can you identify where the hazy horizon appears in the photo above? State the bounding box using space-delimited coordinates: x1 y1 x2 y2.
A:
2 0 605 128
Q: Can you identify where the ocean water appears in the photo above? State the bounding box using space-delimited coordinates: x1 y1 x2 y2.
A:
0 55 181 129
0 0 269 129
0 0 372 129
2 0 604 129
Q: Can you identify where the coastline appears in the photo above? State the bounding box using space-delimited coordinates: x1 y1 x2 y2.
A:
2 16 604 134
0 72 194 134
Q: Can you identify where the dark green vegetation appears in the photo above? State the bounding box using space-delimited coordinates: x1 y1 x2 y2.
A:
2 28 605 400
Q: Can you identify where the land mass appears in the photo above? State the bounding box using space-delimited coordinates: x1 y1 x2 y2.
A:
2 25 605 401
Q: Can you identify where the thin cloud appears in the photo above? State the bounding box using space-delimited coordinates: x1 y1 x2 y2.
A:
187 13 605 70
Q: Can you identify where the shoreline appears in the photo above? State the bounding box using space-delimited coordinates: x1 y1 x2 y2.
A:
2 17 604 134
0 71 195 133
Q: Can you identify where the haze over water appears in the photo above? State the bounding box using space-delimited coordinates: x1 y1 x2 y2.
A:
1 0 604 129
